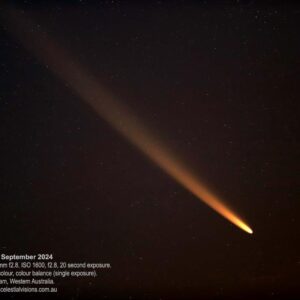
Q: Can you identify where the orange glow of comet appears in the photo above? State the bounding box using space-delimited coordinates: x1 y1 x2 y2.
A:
2 9 253 234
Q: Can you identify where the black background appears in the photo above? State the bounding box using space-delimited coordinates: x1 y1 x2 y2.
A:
0 1 299 299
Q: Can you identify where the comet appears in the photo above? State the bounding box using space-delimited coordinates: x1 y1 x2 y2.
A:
2 9 253 234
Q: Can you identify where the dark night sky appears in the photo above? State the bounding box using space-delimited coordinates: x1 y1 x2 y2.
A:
0 1 299 299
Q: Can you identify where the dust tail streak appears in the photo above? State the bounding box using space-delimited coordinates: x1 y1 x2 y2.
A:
2 8 253 234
